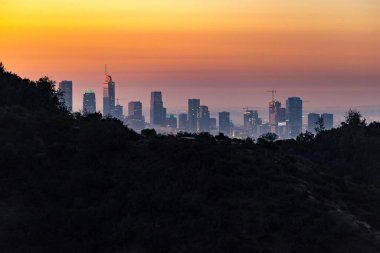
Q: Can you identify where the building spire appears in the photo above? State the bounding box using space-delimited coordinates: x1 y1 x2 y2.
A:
105 64 107 75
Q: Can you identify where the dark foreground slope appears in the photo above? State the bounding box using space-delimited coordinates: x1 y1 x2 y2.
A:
1 64 380 253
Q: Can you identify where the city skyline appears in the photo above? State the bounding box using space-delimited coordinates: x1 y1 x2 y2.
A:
1 0 379 123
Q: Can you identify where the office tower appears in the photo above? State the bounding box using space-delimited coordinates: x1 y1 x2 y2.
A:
219 111 232 135
199 105 210 132
166 114 177 128
269 100 281 133
178 113 188 130
244 110 259 130
278 108 286 122
58 80 73 111
209 118 217 130
83 89 96 114
150 91 164 126
259 123 270 137
128 101 143 120
188 99 200 132
128 101 145 130
286 97 303 138
321 113 334 130
103 68 115 117
308 113 320 133
114 104 124 121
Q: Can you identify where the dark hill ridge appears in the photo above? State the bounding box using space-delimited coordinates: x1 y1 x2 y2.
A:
1 64 380 252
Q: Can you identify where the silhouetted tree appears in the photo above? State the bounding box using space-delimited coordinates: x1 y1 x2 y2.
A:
259 132 278 142
342 109 366 127
315 116 325 134
296 131 314 143
141 128 157 138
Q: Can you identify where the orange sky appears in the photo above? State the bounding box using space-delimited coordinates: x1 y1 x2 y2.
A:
1 0 380 123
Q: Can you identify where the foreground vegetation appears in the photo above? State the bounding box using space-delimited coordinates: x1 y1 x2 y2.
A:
1 63 380 252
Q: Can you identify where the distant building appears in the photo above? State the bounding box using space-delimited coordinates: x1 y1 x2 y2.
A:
244 110 259 130
308 113 320 133
150 91 164 126
128 101 143 120
286 97 303 138
58 80 73 112
127 101 145 130
321 113 334 130
258 123 271 137
83 89 96 114
269 101 281 134
188 99 200 132
166 114 177 128
199 105 210 132
103 71 115 117
219 111 232 136
114 104 124 121
209 118 217 130
178 113 188 131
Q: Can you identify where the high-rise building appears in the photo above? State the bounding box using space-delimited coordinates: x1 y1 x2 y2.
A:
114 104 124 121
188 99 200 132
308 113 320 133
166 114 177 128
83 89 96 114
150 91 164 126
103 69 115 117
58 80 73 112
286 97 303 138
128 101 143 120
219 111 232 135
127 101 145 130
244 110 259 130
199 105 210 132
321 113 334 130
269 101 281 133
209 118 217 130
178 113 188 131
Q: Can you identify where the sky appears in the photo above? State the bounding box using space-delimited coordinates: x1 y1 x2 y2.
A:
1 0 380 124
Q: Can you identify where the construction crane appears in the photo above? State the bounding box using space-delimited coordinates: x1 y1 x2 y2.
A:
266 90 276 101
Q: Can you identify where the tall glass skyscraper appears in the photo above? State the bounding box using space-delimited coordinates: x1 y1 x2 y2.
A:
219 111 232 136
321 113 334 130
150 91 164 126
199 105 210 132
58 80 73 112
308 113 320 134
83 89 96 114
188 99 200 132
103 73 115 117
286 97 303 138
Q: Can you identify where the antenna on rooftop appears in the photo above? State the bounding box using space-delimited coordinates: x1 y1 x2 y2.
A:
105 64 107 75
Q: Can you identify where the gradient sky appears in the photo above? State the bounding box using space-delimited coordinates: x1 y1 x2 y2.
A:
1 0 380 124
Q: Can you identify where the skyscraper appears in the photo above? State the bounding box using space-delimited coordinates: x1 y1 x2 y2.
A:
103 68 115 117
244 110 259 130
178 113 188 131
128 101 145 130
150 91 164 126
114 104 124 121
286 97 303 138
58 80 73 112
321 113 334 130
269 100 281 134
199 105 210 132
209 118 217 130
128 101 143 120
308 113 320 134
166 114 177 128
188 99 200 132
219 111 232 136
83 89 96 114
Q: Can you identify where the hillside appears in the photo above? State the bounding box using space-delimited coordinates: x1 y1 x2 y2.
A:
1 64 380 253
